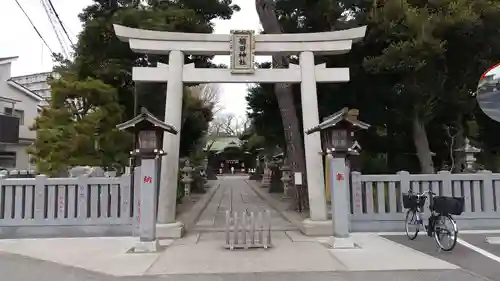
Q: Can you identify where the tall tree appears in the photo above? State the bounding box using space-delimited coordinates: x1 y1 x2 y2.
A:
246 83 288 150
180 87 214 156
189 84 223 114
28 71 130 175
247 0 500 175
254 1 308 210
364 0 500 173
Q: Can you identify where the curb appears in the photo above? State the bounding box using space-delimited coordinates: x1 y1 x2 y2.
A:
177 182 221 233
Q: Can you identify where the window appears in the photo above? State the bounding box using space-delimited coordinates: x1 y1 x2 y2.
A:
0 152 16 168
4 108 24 125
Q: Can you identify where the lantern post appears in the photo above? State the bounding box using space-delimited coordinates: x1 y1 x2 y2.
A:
306 108 370 248
117 107 178 252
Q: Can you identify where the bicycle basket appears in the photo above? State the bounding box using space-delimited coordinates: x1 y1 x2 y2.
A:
432 196 464 215
402 193 425 209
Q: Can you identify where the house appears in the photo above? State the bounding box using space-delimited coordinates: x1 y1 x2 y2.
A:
0 56 44 170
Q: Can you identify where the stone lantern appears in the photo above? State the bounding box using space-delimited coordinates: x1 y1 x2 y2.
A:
116 107 178 252
250 148 264 180
202 157 209 171
455 138 481 172
181 159 194 196
305 107 370 249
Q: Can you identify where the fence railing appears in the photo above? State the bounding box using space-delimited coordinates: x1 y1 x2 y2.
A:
0 173 139 238
349 170 500 232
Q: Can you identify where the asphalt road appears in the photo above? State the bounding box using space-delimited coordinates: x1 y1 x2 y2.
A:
385 233 500 281
477 90 500 122
0 251 487 281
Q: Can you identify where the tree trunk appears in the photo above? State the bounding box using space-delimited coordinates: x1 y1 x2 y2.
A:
255 0 308 211
412 113 435 174
482 146 498 172
452 126 465 173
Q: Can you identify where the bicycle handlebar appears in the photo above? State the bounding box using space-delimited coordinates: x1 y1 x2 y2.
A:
409 190 436 196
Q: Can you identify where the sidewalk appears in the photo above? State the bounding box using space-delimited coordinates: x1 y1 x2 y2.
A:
0 251 486 281
0 232 459 276
0 177 463 277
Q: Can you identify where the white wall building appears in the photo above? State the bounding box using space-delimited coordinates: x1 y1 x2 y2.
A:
0 56 44 170
10 71 53 100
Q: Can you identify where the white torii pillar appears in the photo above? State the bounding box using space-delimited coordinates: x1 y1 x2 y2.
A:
114 24 367 237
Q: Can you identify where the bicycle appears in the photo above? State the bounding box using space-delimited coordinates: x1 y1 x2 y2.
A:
403 189 464 251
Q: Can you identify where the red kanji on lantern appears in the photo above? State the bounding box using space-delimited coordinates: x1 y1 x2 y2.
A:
336 173 344 181
143 176 152 184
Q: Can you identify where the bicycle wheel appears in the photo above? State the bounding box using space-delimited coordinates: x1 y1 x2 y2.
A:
405 209 419 240
434 214 458 251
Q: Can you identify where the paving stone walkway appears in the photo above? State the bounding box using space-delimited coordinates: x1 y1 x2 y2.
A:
193 175 297 231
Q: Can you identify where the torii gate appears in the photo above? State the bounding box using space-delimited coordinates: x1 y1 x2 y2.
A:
114 24 366 237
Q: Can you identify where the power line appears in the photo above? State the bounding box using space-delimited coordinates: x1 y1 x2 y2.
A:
62 21 76 41
40 0 69 58
46 0 74 47
13 0 55 54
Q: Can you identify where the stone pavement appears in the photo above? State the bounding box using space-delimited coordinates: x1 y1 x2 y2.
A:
194 175 297 231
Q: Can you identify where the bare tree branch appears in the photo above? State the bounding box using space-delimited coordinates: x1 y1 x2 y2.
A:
209 113 248 137
188 84 224 113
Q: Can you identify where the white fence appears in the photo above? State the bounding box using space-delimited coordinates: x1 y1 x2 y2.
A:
0 173 140 238
3 168 500 238
350 170 500 232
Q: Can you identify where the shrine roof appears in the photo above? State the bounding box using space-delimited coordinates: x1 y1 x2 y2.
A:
305 107 370 134
205 136 242 152
116 107 178 134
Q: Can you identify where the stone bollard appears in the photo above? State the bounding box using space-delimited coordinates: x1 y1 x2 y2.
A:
181 159 194 197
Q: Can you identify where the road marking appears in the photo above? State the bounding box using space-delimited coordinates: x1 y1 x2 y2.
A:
486 237 500 244
375 230 500 236
457 238 500 264
459 230 500 234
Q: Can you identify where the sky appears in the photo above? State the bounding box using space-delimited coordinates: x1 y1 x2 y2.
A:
0 0 264 118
